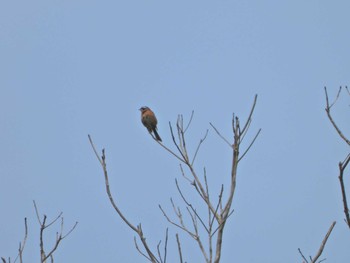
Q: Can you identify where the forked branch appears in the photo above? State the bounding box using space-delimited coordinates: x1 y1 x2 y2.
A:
298 221 336 263
158 95 260 263
324 87 350 146
33 201 78 263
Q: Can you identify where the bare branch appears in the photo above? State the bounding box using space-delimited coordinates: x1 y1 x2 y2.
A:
240 94 258 137
310 221 336 263
175 179 209 232
88 135 159 262
170 198 185 228
156 228 168 263
89 136 138 231
191 130 209 166
211 210 234 238
61 221 78 239
184 110 195 133
324 87 350 146
88 134 103 164
325 86 342 110
32 202 78 263
159 205 196 238
324 88 350 227
238 128 262 162
177 116 189 162
45 212 63 229
134 237 152 262
338 154 350 228
298 248 309 263
185 207 209 263
168 123 188 163
209 123 232 148
179 164 193 184
154 96 259 263
210 186 224 231
163 228 168 263
344 86 350 97
137 224 160 263
12 218 28 263
156 139 186 163
214 96 258 263
176 234 183 263
33 200 42 225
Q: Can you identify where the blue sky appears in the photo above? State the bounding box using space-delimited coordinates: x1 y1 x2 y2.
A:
1 1 350 262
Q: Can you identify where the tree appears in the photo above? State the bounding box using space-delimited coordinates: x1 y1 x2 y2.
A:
1 201 77 263
89 96 263 262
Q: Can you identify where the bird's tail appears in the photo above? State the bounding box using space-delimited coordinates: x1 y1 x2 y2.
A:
153 129 162 141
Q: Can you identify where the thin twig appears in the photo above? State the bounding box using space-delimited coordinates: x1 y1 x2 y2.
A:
156 228 168 263
159 205 196 238
324 87 350 146
177 116 189 162
134 237 152 262
298 248 309 263
191 130 209 166
163 228 168 263
239 118 251 144
186 207 209 263
14 218 28 263
211 210 234 237
179 164 192 184
88 136 138 231
157 241 162 262
175 179 209 232
345 86 349 96
240 94 258 136
325 86 342 109
168 123 188 163
238 128 262 162
184 111 195 133
210 186 224 230
33 201 42 225
176 234 184 263
209 123 232 148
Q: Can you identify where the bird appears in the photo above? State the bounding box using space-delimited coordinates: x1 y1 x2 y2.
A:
139 106 162 141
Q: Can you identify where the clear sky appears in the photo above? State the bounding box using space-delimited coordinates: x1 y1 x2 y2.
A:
1 1 350 262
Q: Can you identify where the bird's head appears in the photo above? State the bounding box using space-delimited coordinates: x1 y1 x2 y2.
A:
139 106 150 112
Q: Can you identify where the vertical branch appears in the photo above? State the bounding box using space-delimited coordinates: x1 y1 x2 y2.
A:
17 218 28 263
324 87 350 228
176 234 184 263
339 154 350 228
213 118 239 263
212 95 259 263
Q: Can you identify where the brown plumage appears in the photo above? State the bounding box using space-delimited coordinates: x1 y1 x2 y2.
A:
139 106 162 141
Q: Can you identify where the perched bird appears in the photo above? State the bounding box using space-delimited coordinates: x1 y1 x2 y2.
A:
139 106 162 141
